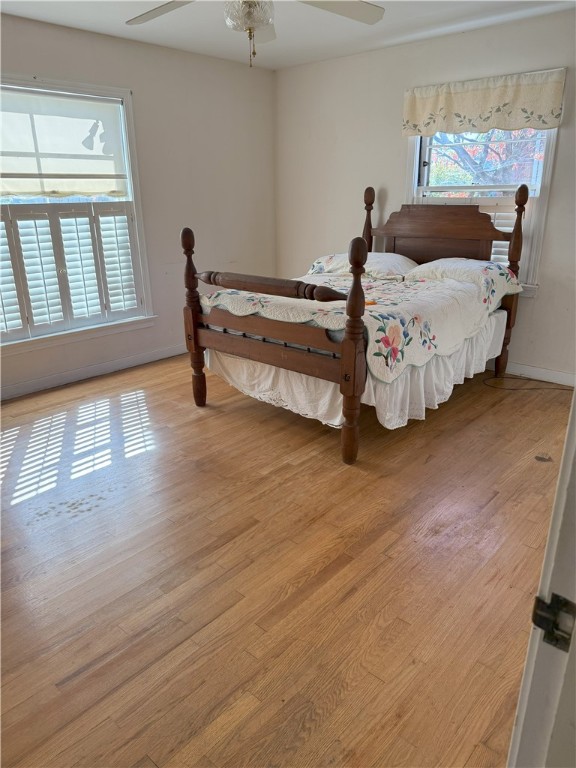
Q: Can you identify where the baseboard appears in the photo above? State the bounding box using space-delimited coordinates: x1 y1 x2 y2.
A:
3 347 573 401
504 362 575 387
1 344 187 401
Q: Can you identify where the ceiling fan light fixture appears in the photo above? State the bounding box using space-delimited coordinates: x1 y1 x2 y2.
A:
224 1 274 32
224 0 274 66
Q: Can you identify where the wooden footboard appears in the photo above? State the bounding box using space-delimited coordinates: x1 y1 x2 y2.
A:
182 230 368 464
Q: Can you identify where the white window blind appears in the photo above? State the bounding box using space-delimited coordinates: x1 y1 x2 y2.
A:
1 86 130 200
1 80 150 343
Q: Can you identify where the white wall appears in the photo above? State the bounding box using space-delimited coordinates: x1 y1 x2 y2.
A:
1 14 276 398
276 9 576 382
3 11 575 396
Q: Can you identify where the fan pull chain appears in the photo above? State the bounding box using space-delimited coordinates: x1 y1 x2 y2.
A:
248 28 256 67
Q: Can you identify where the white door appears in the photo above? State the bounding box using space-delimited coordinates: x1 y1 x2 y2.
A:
507 392 575 767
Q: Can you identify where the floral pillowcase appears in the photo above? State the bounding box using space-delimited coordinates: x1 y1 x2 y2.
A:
404 258 522 308
307 252 418 280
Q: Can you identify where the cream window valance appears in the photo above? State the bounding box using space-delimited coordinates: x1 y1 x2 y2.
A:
402 68 566 136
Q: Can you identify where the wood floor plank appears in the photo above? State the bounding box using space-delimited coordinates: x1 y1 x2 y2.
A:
463 743 503 767
1 358 571 767
161 692 263 767
2 617 198 766
129 757 161 768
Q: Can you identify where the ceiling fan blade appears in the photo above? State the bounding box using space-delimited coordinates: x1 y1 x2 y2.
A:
256 24 277 44
126 1 194 26
300 1 384 25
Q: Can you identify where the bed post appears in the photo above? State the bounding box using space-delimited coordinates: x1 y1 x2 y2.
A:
495 184 529 378
362 187 375 251
182 227 207 406
340 237 368 464
508 184 529 278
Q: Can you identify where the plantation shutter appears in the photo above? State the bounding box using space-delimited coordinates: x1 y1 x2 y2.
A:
17 215 66 332
1 202 142 341
0 218 27 338
484 208 518 264
59 214 104 320
97 212 138 314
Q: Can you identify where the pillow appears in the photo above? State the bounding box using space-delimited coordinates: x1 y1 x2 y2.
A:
404 258 522 307
307 252 418 278
307 253 351 275
365 252 419 279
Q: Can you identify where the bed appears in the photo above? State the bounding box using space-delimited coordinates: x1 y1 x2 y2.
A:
182 184 528 464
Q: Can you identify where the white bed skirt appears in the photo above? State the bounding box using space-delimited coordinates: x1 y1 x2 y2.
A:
205 309 506 430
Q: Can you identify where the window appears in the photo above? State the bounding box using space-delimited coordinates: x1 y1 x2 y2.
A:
408 127 557 286
1 80 150 343
403 68 566 290
418 128 547 198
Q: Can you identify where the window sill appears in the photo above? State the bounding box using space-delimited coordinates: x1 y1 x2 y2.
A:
520 284 539 298
1 315 158 356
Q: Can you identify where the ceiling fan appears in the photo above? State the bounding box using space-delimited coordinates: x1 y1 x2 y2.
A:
126 1 385 66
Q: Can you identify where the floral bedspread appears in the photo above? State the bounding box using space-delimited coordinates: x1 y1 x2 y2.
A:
199 264 517 384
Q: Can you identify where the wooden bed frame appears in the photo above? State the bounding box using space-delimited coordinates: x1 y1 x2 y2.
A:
182 184 528 464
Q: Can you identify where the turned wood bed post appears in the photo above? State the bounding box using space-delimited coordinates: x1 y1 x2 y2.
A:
362 186 375 251
182 227 207 406
340 237 368 465
495 183 529 378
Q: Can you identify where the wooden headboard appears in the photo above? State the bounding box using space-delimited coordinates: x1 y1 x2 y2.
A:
362 185 529 276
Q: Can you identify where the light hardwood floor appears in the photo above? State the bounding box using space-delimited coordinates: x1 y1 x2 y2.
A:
1 356 572 768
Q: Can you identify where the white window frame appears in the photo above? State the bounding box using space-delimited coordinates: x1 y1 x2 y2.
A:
405 129 558 295
0 75 152 344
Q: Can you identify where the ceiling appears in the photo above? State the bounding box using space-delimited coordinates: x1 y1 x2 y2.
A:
2 0 573 70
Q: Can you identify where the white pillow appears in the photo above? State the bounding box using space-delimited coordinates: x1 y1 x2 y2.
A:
405 258 522 307
307 252 418 278
365 252 419 279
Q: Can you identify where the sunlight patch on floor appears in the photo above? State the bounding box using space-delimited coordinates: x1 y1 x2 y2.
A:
11 412 66 505
2 390 155 505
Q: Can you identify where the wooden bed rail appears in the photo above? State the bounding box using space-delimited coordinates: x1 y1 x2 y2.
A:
197 271 348 303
